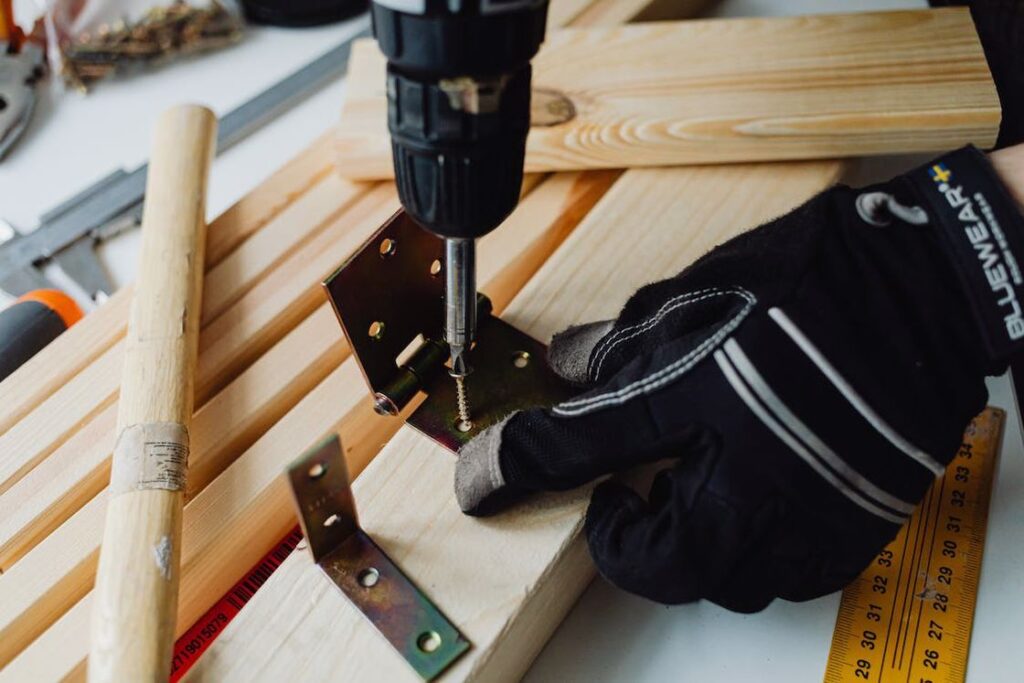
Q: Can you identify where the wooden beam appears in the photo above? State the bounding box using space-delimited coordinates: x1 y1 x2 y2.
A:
193 183 396 400
0 131 336 438
0 1 724 675
185 160 847 683
0 304 345 666
0 170 555 667
0 170 619 680
0 159 369 500
335 8 998 181
0 0 637 592
0 0 675 562
543 0 699 29
0 302 345 571
569 0 717 26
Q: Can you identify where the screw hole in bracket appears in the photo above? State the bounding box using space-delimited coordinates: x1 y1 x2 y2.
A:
512 351 530 369
430 259 442 277
308 462 327 479
358 567 380 588
323 513 341 528
417 631 443 654
379 238 397 258
368 321 385 340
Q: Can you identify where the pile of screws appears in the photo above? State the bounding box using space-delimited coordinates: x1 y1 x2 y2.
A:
61 1 243 91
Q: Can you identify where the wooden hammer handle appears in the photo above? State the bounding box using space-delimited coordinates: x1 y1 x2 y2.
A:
88 105 216 682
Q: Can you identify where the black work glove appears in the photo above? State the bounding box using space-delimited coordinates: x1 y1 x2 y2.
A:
455 147 1024 612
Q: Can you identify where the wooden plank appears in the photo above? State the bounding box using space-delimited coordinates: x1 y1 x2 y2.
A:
0 404 115 568
0 0 568 558
0 164 367 501
335 8 998 180
543 0 689 29
0 131 335 437
200 175 369 324
0 0 666 521
204 130 337 264
0 305 346 666
0 341 122 496
0 292 129 437
0 1 710 674
569 0 716 26
185 160 847 683
0 301 345 571
193 183 397 400
0 172 386 573
0 170 550 657
0 170 619 680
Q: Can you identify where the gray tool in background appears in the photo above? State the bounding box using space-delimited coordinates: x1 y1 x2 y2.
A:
0 41 45 161
0 18 371 303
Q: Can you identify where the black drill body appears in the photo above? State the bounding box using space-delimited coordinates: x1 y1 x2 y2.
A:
372 0 549 387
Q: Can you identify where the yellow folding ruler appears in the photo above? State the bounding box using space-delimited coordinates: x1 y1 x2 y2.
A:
823 407 1004 683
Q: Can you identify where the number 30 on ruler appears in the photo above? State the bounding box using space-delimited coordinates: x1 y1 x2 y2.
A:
823 407 1003 683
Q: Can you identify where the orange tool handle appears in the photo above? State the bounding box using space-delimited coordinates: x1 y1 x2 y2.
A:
0 289 83 382
1 0 20 48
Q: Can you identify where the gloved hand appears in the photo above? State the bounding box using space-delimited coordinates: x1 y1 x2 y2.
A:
455 146 1024 612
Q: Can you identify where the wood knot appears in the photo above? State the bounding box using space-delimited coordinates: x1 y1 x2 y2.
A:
531 88 576 127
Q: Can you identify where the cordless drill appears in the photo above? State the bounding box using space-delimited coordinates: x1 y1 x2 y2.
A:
370 0 549 425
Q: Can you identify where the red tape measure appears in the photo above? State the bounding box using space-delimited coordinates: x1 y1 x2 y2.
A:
170 527 303 682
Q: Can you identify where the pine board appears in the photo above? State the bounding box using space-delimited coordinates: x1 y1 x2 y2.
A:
185 160 847 682
334 8 998 180
0 133 336 437
0 169 619 681
0 0 664 621
0 156 371 502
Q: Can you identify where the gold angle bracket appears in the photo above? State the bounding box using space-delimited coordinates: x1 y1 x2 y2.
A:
323 209 572 452
287 435 470 680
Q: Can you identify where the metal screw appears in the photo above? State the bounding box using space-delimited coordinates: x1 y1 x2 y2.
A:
455 376 473 432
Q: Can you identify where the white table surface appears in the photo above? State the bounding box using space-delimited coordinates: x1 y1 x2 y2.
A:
2 1 1020 681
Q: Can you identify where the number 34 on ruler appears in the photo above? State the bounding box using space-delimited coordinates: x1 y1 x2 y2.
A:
823 407 1004 683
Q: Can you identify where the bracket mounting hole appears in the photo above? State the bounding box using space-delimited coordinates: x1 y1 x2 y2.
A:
430 259 442 276
308 462 326 479
357 567 380 588
417 631 442 654
456 419 473 433
379 238 397 258
323 513 341 528
512 351 531 369
368 321 385 340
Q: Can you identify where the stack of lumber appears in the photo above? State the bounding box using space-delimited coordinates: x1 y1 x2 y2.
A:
0 2 999 681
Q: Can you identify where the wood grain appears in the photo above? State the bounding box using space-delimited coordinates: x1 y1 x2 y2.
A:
185 160 848 683
335 8 998 180
0 171 562 672
0 307 349 671
0 169 619 681
0 174 376 554
0 131 335 440
0 147 366 501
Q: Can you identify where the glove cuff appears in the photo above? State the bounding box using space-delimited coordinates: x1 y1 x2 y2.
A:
906 145 1024 362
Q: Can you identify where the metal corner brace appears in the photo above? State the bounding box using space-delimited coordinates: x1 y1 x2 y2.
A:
287 435 469 680
322 209 572 452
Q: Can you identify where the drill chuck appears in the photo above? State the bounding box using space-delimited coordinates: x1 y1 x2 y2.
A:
387 65 531 238
371 0 549 239
371 0 549 393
